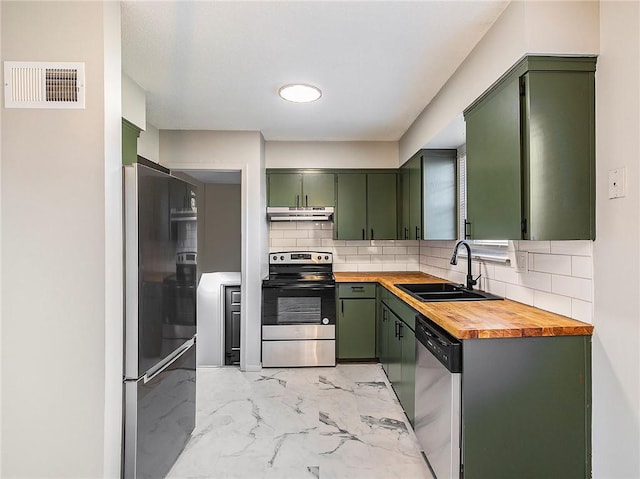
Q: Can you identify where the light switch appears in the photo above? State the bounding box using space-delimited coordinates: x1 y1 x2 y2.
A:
609 168 626 199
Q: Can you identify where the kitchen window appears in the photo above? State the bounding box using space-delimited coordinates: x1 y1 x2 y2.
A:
458 147 510 262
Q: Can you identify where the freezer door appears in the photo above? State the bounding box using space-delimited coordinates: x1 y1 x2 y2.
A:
123 340 196 479
124 163 198 379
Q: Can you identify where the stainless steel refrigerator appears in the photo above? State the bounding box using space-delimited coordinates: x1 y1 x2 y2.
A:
123 162 198 479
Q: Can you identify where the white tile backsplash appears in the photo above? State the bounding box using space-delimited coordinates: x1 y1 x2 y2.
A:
531 253 572 275
552 275 592 302
571 298 593 323
418 239 594 322
571 256 593 279
268 223 594 323
268 222 438 273
505 283 535 305
533 290 573 317
550 240 592 256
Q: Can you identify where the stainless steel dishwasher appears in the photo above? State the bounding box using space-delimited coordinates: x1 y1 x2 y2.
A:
414 314 462 479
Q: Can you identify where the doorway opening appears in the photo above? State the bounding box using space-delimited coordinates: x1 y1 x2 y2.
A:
171 168 243 368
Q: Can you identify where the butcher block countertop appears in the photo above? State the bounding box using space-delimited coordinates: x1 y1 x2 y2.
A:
334 272 594 340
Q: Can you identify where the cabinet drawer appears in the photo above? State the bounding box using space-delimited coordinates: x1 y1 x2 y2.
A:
337 283 376 298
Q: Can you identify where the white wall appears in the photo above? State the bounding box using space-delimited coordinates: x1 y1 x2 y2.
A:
265 141 399 168
420 240 594 323
103 2 123 477
160 130 266 371
399 0 599 163
1 2 115 477
138 123 160 163
593 2 640 477
202 184 241 273
122 72 146 130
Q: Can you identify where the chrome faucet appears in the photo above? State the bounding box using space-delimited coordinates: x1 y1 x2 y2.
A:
450 240 479 290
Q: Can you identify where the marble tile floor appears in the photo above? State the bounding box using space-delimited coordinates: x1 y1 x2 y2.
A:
167 363 434 479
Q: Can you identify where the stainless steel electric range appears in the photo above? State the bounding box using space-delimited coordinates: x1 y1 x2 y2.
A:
261 251 336 367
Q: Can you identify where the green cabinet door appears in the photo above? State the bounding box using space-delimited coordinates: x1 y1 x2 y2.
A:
462 336 591 478
399 322 416 424
523 71 595 240
399 168 411 240
122 119 141 165
302 173 335 207
367 173 397 240
408 155 423 240
465 75 522 240
337 297 376 359
387 316 403 387
268 173 302 207
335 173 367 240
399 153 423 240
378 303 391 373
465 55 596 240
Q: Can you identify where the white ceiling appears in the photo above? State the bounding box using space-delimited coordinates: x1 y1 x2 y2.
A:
121 1 508 143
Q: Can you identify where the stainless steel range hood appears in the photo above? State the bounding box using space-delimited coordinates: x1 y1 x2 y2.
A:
267 206 334 222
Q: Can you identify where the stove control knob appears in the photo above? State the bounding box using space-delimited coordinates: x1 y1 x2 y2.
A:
324 255 329 260
317 255 322 260
272 255 277 261
322 318 329 325
280 256 285 261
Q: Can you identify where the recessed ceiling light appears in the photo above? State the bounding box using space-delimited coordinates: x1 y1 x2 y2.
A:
278 84 322 103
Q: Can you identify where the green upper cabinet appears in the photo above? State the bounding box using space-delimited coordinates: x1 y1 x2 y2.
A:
335 172 397 240
423 150 457 240
335 173 367 240
399 153 423 240
464 55 596 240
267 172 334 207
522 70 595 240
122 119 141 165
400 150 457 241
367 173 397 240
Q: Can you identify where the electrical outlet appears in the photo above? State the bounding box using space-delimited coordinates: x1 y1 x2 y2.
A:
514 251 528 272
609 168 626 199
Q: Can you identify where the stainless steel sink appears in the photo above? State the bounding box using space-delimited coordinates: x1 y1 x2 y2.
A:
394 283 503 302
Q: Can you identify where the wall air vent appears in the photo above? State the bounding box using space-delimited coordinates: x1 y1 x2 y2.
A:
4 61 85 109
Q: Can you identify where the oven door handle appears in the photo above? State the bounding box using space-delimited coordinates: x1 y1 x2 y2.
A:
263 284 335 290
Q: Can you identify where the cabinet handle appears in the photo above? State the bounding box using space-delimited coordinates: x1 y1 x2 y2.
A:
383 309 387 322
415 226 420 240
296 195 300 208
305 195 309 207
351 286 364 291
398 322 404 339
362 229 365 240
464 220 471 240
404 227 408 240
371 229 374 240
394 321 399 338
341 299 344 314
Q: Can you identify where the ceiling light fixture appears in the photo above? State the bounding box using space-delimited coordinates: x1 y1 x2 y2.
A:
278 84 322 103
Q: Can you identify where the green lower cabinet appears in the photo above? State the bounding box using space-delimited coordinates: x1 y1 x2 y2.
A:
379 296 416 425
337 284 376 360
399 322 415 424
377 296 390 372
462 335 592 478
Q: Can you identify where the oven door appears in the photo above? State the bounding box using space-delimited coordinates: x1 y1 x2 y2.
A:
262 283 336 326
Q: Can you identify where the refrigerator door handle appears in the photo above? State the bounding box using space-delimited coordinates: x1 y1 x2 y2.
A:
144 338 195 384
